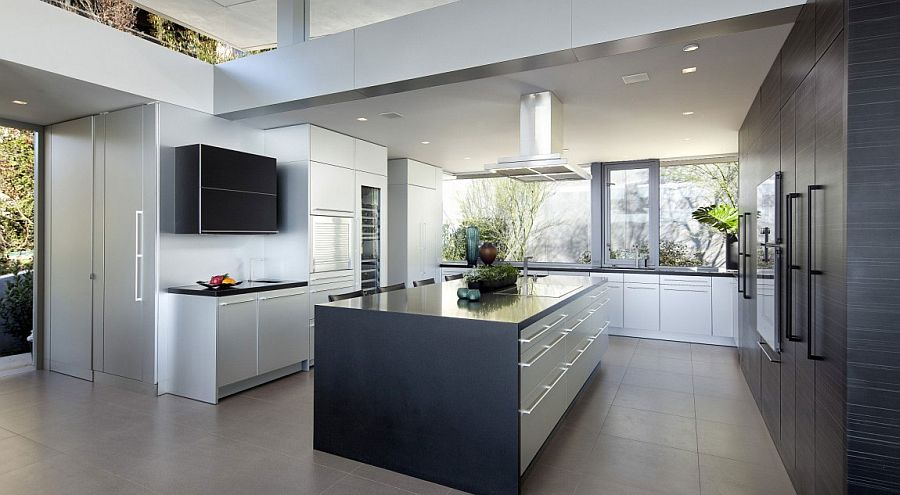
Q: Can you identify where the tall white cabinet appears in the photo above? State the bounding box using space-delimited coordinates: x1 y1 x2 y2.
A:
387 159 443 286
45 104 158 387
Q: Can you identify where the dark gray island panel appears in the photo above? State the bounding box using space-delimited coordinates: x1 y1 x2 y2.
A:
313 277 611 495
314 307 521 494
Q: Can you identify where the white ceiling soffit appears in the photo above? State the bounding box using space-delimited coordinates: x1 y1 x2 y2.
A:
0 60 150 126
130 0 456 51
238 23 791 174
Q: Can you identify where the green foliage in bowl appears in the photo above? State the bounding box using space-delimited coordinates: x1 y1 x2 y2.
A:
464 264 519 290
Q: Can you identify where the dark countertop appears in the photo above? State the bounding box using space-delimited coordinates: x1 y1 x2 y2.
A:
439 261 736 278
167 280 308 297
322 275 604 329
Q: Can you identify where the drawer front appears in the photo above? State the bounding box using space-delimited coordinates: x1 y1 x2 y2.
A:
520 311 573 354
520 366 568 473
659 275 711 287
623 273 659 284
593 271 624 282
564 336 596 402
520 330 567 399
624 284 660 331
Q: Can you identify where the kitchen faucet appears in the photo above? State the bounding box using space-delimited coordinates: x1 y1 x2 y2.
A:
523 256 534 279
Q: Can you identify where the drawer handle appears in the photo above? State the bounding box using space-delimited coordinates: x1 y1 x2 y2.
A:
520 367 567 415
626 286 656 290
590 298 611 312
661 288 709 293
563 339 594 367
520 314 568 343
519 332 566 367
565 314 590 333
311 285 354 294
589 321 610 340
219 298 256 306
259 291 306 301
589 288 610 298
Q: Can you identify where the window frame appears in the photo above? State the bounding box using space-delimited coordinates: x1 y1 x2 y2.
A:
601 160 660 267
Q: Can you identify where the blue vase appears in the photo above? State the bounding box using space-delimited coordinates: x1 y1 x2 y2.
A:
467 289 482 301
465 226 480 267
457 288 470 299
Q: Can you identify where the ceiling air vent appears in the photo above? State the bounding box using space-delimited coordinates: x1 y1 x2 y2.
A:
622 73 650 85
378 112 404 119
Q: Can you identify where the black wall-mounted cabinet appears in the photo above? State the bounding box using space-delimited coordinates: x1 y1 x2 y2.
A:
173 144 277 234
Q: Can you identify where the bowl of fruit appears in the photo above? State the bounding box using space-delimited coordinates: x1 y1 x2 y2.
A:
197 274 242 290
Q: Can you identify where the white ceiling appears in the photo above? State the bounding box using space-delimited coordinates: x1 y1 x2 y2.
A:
130 0 456 50
0 61 150 126
237 23 792 173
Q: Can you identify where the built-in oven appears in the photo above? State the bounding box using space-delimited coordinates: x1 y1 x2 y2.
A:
311 215 353 274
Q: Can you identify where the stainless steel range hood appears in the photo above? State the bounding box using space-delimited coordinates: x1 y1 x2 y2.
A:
483 91 590 182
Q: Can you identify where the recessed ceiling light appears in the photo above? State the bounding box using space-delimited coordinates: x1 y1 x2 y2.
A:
356 117 368 122
683 138 692 141
464 157 471 160
11 100 27 105
682 67 697 74
683 43 700 52
420 141 430 145
562 148 570 152
682 111 695 116
622 73 650 85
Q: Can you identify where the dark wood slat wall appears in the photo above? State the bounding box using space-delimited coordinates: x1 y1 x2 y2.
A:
846 0 900 492
738 1 850 494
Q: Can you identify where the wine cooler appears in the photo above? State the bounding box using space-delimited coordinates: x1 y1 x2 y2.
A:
360 186 381 290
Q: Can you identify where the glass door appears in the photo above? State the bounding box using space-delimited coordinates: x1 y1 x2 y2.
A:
360 186 381 291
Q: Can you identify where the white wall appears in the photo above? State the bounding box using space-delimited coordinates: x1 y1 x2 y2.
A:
157 103 267 290
214 0 803 116
0 0 214 113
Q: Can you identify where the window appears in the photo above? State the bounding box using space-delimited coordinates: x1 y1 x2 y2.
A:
442 177 591 263
601 159 739 268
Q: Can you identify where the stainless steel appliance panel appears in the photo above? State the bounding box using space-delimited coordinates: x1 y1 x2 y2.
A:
311 215 353 273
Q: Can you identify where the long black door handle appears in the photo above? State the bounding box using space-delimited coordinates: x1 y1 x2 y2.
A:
737 214 744 294
807 185 824 360
786 193 802 342
743 212 752 299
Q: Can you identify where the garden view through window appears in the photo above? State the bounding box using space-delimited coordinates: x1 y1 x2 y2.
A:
444 159 738 268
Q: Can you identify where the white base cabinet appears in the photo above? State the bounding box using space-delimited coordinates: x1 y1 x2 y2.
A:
660 276 712 335
623 284 660 331
161 287 310 403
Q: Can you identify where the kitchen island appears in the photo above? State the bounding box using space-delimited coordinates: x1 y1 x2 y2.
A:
314 276 610 495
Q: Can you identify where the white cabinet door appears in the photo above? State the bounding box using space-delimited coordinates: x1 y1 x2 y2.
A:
660 285 712 335
354 139 387 176
712 277 737 338
310 161 355 215
216 295 258 387
310 126 354 168
623 284 660 331
258 289 309 374
605 281 624 328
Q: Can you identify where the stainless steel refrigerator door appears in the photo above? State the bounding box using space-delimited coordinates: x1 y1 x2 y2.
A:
311 215 353 273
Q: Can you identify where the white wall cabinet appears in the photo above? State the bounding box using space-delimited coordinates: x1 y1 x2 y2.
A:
355 139 388 176
310 161 355 216
388 159 443 286
309 125 354 168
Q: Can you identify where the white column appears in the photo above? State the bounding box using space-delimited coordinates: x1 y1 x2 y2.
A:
276 0 309 48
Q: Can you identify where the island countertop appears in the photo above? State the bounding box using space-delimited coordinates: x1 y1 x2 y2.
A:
322 275 604 329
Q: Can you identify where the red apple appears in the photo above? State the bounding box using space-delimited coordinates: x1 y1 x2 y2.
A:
209 274 227 285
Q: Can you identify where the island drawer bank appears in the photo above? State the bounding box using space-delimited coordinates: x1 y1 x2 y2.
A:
159 281 309 404
314 276 609 495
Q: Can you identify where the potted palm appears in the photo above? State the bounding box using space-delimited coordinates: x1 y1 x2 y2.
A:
692 204 740 270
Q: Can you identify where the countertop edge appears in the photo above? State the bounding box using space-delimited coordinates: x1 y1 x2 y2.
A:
167 281 309 297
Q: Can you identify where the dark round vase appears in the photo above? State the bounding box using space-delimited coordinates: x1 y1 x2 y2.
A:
479 243 498 265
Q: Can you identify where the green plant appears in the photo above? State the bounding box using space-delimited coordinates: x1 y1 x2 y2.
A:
464 264 519 285
659 240 703 267
0 269 33 341
691 204 739 235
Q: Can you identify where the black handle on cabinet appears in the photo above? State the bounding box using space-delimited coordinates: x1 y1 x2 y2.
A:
786 193 802 342
737 214 744 294
807 185 824 360
742 212 752 299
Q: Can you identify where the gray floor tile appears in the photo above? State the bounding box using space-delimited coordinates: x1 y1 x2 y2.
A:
0 434 62 476
521 464 581 495
691 360 745 380
634 341 693 360
692 375 754 401
601 406 698 452
613 384 695 418
561 396 612 435
533 426 600 474
697 420 782 468
582 434 700 495
353 463 450 495
690 345 739 365
575 475 675 494
628 354 694 375
699 454 796 495
119 435 346 495
321 474 412 495
622 367 694 393
0 426 15 440
0 454 156 495
694 394 767 428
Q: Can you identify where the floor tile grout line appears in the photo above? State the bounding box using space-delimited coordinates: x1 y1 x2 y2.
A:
692 356 702 494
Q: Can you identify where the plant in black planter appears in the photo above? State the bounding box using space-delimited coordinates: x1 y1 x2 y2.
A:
692 204 739 269
464 264 519 292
